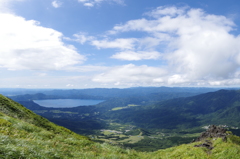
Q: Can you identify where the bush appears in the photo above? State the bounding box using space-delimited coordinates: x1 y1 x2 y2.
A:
0 118 12 127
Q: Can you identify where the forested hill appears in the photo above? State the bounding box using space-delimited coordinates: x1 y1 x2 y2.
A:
1 94 240 158
106 89 240 129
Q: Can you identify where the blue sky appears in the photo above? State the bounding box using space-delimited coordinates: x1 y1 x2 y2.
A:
1 0 240 88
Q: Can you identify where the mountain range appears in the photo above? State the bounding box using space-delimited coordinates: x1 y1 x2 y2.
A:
105 89 240 129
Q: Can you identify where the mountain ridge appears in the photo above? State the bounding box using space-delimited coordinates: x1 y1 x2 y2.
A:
104 89 240 129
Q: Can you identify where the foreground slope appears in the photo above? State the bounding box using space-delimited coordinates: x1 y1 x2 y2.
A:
0 94 240 158
0 94 141 158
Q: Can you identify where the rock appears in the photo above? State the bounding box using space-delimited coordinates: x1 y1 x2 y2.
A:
195 125 227 142
193 125 229 150
194 140 213 150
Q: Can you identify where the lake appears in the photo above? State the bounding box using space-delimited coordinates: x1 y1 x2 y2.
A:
33 99 104 108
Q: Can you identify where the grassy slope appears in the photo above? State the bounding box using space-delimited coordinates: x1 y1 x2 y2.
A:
0 94 141 158
1 94 240 158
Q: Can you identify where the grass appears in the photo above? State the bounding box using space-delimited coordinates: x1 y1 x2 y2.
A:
1 94 240 159
112 104 140 111
102 130 116 135
1 115 240 159
0 112 143 159
119 135 144 144
112 107 125 111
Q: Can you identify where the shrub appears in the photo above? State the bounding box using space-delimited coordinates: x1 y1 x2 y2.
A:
0 118 12 127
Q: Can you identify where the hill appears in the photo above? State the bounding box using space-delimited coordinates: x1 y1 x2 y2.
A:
1 93 240 158
106 89 240 129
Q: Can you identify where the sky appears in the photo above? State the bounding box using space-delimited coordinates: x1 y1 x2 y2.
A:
1 0 240 88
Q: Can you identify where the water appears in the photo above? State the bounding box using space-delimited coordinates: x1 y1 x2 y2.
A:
33 99 104 108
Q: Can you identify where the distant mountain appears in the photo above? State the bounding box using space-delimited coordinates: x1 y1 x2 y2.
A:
42 87 219 98
8 87 219 102
106 89 240 129
9 92 105 101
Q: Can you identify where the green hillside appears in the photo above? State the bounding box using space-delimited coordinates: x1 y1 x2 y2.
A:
106 89 240 129
1 94 240 158
0 94 140 158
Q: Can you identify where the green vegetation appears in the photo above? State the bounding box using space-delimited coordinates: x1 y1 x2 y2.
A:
0 94 141 158
102 89 240 130
112 104 140 111
13 89 240 151
150 137 240 159
1 94 240 158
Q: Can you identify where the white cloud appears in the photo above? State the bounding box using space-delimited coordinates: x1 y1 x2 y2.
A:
91 38 138 50
146 6 186 18
52 0 62 8
78 0 124 7
110 7 234 34
112 0 125 5
92 64 167 85
34 73 47 77
167 74 189 85
138 37 168 50
66 84 74 87
67 65 108 72
2 2 240 88
72 32 95 44
84 2 94 7
111 51 161 61
0 13 85 71
0 0 25 12
105 6 240 86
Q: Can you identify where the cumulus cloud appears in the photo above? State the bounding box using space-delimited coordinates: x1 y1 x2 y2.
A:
83 3 94 7
91 38 138 50
0 13 85 70
92 64 167 86
111 51 161 60
78 0 124 7
52 0 62 8
67 65 108 72
104 6 240 86
67 32 95 44
146 6 186 18
0 0 25 12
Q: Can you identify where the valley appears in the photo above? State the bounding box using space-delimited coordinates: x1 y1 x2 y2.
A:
1 87 240 158
5 87 240 151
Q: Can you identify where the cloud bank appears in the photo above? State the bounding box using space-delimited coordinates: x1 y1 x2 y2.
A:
2 2 240 88
0 13 85 71
92 6 240 86
92 64 167 86
111 51 161 61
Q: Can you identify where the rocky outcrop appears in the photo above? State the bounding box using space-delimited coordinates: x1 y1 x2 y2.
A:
193 125 228 150
194 140 213 150
195 125 228 142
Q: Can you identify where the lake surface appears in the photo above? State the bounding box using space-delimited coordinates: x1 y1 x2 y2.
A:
33 99 104 108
